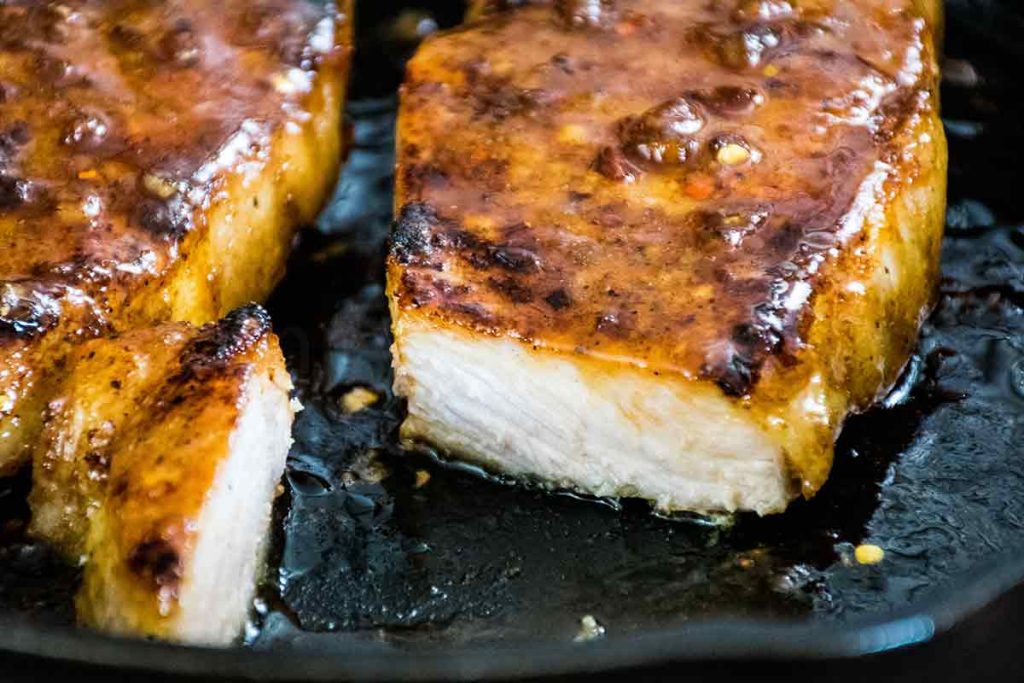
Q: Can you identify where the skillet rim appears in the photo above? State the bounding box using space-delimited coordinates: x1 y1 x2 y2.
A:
2 2 1021 679
0 547 1022 681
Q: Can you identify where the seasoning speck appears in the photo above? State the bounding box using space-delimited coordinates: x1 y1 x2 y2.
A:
574 614 606 642
340 386 379 414
142 173 178 199
855 543 885 565
716 142 752 166
414 470 431 489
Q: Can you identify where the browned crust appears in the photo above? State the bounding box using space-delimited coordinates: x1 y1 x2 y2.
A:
391 0 946 500
93 306 276 614
29 304 290 636
393 0 936 394
0 1 344 306
0 0 353 471
29 304 273 555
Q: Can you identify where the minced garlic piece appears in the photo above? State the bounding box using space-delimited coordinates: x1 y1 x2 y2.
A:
855 543 885 565
341 386 380 414
574 614 606 642
716 143 752 166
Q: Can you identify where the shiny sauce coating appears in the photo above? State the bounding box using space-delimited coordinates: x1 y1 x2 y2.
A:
0 0 341 339
395 0 935 394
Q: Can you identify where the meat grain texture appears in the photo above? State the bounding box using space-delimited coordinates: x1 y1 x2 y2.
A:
390 0 947 514
30 306 295 644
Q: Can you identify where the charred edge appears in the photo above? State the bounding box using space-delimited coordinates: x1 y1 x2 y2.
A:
464 64 556 121
127 537 182 591
704 302 793 396
0 280 62 340
399 272 470 308
175 304 270 381
0 176 30 212
133 195 194 241
544 288 571 310
0 122 34 211
390 202 439 266
487 277 534 303
703 350 758 397
404 154 507 195
392 203 541 274
0 121 30 163
442 301 497 328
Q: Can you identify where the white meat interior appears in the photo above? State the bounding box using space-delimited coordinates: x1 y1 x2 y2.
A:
394 316 793 515
173 370 293 644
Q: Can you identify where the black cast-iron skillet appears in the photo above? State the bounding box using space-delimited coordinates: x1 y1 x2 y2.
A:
1 0 1023 679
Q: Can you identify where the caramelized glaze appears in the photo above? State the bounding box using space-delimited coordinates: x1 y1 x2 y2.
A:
393 0 945 498
0 0 352 470
28 304 294 641
394 0 934 395
0 0 339 318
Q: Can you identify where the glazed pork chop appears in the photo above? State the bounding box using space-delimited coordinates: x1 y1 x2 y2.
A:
0 0 352 473
390 0 946 514
29 305 294 644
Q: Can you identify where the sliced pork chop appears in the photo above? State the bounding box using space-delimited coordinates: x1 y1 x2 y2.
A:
390 0 947 514
29 305 295 645
0 0 352 473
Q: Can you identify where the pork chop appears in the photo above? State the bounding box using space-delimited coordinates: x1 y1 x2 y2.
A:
390 0 946 513
30 305 294 644
0 0 352 472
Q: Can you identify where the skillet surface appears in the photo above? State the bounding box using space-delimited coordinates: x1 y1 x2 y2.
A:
1 0 1023 678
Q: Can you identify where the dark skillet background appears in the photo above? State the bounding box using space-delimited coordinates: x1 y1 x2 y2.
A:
2 0 1024 679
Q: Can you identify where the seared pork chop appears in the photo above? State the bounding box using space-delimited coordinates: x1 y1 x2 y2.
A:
390 0 946 513
30 305 294 644
0 0 352 472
